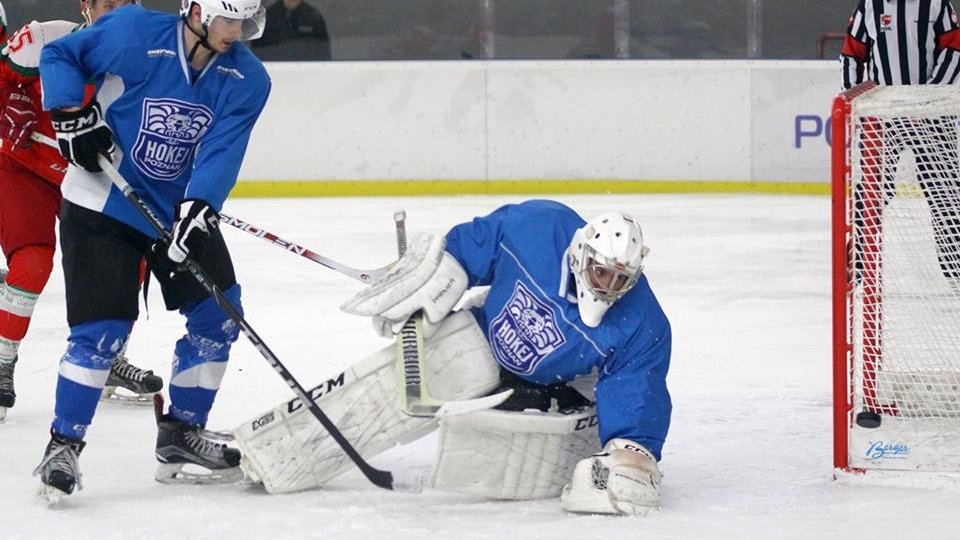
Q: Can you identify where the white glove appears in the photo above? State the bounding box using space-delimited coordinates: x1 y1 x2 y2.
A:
371 313 443 339
342 233 467 336
371 284 491 339
560 438 661 515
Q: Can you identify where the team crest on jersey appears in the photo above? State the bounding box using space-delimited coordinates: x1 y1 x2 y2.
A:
132 98 213 180
488 282 566 375
880 14 893 31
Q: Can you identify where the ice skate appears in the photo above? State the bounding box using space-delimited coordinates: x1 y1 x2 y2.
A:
100 355 163 404
0 356 16 422
154 396 243 485
33 431 85 506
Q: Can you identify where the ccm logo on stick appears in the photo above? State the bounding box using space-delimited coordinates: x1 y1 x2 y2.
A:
286 372 347 413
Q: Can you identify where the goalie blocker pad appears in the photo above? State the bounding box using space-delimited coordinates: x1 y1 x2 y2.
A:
430 405 600 500
233 310 499 494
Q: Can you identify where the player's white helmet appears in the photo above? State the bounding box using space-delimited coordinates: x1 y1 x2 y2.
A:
180 0 265 41
567 212 649 328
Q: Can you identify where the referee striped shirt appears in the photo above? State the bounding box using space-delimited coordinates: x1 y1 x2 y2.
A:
841 0 960 89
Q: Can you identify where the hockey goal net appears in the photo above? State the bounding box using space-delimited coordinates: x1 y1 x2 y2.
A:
833 82 960 472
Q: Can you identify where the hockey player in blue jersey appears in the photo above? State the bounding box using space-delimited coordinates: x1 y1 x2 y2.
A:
356 200 670 514
234 200 670 515
34 0 270 503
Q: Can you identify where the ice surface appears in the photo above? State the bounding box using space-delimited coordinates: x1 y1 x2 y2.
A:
2 194 958 539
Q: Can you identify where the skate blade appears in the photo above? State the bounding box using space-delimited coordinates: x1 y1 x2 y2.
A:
155 462 244 485
36 483 68 507
100 386 157 405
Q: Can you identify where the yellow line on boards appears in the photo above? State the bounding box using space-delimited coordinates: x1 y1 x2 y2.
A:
229 180 831 198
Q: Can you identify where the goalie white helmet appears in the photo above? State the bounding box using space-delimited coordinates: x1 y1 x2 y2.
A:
180 0 266 41
567 212 649 328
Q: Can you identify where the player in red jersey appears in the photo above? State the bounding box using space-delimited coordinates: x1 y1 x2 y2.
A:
0 0 161 421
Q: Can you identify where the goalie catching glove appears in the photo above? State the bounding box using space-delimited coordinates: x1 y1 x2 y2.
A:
50 101 115 173
560 438 661 516
341 233 468 338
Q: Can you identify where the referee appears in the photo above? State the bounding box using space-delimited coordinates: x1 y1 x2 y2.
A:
841 0 960 88
841 0 960 282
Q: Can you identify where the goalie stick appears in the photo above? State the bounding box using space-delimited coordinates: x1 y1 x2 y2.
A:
30 132 391 285
96 154 418 493
394 210 440 416
393 211 513 417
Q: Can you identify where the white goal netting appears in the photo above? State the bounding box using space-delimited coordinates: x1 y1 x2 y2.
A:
848 85 960 435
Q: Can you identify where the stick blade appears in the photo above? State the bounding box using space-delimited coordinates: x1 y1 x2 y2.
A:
389 468 425 493
435 389 514 418
359 465 423 493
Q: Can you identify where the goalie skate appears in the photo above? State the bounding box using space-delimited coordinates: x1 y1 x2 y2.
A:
154 396 243 485
33 431 85 506
100 356 163 404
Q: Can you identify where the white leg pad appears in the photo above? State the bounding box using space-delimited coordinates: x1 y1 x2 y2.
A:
233 311 499 493
429 406 600 500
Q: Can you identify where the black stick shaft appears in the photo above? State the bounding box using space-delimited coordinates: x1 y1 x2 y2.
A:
97 155 396 490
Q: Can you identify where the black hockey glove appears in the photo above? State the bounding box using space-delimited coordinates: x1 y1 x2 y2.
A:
149 240 188 282
50 102 115 173
166 198 219 264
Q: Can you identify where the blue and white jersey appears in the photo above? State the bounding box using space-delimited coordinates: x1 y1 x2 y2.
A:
445 200 672 459
39 6 271 237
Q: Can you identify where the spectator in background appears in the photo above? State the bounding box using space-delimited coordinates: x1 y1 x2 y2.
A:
255 0 330 60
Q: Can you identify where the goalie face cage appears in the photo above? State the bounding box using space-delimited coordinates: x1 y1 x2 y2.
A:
833 82 960 473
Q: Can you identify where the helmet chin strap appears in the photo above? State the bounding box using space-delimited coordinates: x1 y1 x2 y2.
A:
182 15 213 62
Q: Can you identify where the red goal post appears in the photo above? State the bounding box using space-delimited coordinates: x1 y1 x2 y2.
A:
832 81 960 473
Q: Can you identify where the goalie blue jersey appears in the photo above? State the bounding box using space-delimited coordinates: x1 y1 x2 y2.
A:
445 200 672 459
39 5 271 237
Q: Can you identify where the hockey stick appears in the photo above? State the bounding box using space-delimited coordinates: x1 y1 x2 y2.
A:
392 211 513 417
30 131 57 147
96 154 419 493
393 211 440 417
29 132 390 285
218 213 389 284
